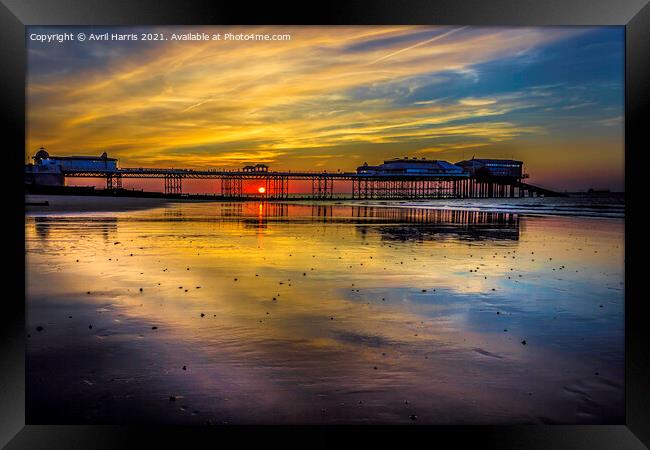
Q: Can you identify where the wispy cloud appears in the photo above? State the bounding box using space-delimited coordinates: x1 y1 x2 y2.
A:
595 116 623 127
370 26 467 64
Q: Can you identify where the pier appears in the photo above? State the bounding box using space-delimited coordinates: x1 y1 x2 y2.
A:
25 150 566 199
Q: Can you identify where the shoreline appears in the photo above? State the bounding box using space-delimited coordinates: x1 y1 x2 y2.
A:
25 193 625 219
329 200 625 220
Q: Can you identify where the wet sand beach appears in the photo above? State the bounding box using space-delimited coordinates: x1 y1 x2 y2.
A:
26 198 624 424
25 195 173 214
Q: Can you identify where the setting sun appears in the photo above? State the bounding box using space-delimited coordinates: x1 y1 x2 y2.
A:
258 187 266 194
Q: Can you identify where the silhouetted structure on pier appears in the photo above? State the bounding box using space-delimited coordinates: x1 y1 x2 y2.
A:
25 149 565 199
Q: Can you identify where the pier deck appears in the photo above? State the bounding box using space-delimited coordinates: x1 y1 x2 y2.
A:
58 167 565 199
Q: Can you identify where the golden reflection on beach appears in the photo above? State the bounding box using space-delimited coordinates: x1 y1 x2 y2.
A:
26 202 624 424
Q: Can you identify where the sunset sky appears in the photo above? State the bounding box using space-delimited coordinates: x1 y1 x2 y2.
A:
26 26 624 191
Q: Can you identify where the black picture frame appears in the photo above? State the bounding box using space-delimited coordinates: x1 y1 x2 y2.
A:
1 0 648 448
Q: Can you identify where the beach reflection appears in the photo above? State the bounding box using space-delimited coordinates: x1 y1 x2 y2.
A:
25 202 624 424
